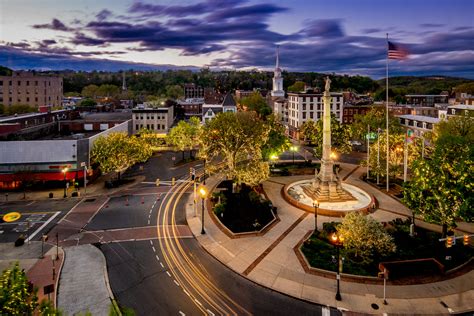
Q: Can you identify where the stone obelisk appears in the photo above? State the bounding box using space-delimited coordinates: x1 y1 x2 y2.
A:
304 77 355 202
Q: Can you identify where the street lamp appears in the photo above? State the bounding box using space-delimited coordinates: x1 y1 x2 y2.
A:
270 154 278 170
290 146 298 164
313 200 319 232
198 186 207 235
331 232 344 301
62 167 68 198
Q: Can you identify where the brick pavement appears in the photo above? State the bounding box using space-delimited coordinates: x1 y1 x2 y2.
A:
187 169 474 315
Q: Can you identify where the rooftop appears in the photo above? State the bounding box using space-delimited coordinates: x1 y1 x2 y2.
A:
448 104 474 110
398 114 440 124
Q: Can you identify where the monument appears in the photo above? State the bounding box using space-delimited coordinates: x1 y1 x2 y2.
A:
302 77 356 202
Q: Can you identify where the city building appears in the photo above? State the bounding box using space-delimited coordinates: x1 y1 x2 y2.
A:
405 94 449 106
447 104 474 117
132 105 174 134
0 112 131 189
0 71 63 109
202 92 237 123
184 83 204 99
176 98 203 120
342 105 380 124
398 114 440 137
286 89 343 139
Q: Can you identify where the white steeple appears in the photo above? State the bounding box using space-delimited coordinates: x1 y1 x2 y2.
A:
271 45 284 98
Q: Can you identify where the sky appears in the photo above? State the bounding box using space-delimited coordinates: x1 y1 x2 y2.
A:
0 0 473 78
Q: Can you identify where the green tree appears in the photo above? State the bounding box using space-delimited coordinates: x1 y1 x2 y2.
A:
300 119 319 144
167 117 202 161
96 84 120 98
287 81 306 92
240 92 271 117
261 115 291 160
311 114 352 157
403 115 474 236
5 104 37 115
351 106 402 142
79 98 97 107
91 132 152 180
81 84 99 98
165 85 184 100
0 263 38 315
337 212 396 263
200 111 270 186
455 82 474 94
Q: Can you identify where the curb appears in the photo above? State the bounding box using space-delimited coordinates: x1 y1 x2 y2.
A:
55 247 65 309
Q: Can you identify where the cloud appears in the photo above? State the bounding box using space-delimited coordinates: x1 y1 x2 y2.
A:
302 19 345 38
361 28 381 34
419 23 444 28
32 18 72 31
96 9 113 21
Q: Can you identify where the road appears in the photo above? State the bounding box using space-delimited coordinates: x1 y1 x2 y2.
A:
98 168 340 315
0 199 78 243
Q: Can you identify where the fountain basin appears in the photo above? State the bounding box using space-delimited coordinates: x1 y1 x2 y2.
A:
283 179 374 217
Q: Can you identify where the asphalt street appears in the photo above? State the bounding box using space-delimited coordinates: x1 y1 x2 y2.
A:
85 194 162 231
0 199 78 242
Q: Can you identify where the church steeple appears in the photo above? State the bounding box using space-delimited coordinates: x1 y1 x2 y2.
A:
271 45 284 98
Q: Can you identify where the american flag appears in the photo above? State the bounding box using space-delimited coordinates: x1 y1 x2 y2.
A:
388 41 408 60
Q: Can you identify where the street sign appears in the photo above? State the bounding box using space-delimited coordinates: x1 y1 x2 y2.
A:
366 132 377 140
43 284 54 295
80 162 86 167
3 212 21 223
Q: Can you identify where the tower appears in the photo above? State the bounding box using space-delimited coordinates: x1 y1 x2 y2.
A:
271 46 284 98
122 71 127 92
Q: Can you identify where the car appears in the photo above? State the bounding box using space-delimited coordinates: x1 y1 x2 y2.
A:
350 140 362 146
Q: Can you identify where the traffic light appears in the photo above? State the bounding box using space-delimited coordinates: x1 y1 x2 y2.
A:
446 236 454 248
155 179 160 187
463 235 470 246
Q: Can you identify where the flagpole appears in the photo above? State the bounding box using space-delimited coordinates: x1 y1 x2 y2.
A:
386 33 390 192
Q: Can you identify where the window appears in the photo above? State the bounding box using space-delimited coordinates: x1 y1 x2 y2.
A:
35 81 38 86
151 124 154 130
422 122 427 129
26 81 29 86
162 124 165 130
18 81 21 86
451 109 456 114
136 124 139 130
302 104 306 111
310 112 313 119
303 112 306 119
26 97 29 102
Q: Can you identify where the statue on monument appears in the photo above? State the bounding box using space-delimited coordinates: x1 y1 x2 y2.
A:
325 76 331 93
301 75 355 202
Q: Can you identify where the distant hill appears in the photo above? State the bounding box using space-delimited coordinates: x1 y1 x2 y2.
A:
0 65 12 76
377 75 473 95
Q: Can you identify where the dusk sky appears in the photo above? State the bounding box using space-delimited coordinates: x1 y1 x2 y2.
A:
0 0 473 78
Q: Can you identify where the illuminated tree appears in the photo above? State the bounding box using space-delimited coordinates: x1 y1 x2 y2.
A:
167 117 202 160
300 119 318 145
337 212 396 263
200 111 270 186
403 115 474 236
351 106 402 141
91 132 152 180
0 263 38 315
261 114 291 160
311 114 352 157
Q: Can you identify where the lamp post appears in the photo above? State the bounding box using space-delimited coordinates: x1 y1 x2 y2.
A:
270 154 278 171
313 200 319 232
377 128 382 185
62 167 68 198
290 146 298 164
203 159 206 185
199 186 207 235
331 232 344 301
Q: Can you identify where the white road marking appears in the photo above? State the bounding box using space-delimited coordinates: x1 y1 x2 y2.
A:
147 219 150 225
26 201 35 206
155 255 160 261
174 280 180 286
179 311 185 316
195 299 203 306
207 310 215 316
25 212 60 242
183 289 190 296
150 240 153 245
160 262 164 268
152 246 156 252
166 271 171 277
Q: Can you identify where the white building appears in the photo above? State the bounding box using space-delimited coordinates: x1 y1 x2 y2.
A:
132 105 174 134
286 89 344 139
202 92 237 123
271 46 285 99
398 114 440 137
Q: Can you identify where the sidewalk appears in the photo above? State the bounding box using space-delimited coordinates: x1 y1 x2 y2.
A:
57 244 114 316
186 170 474 315
0 173 145 203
